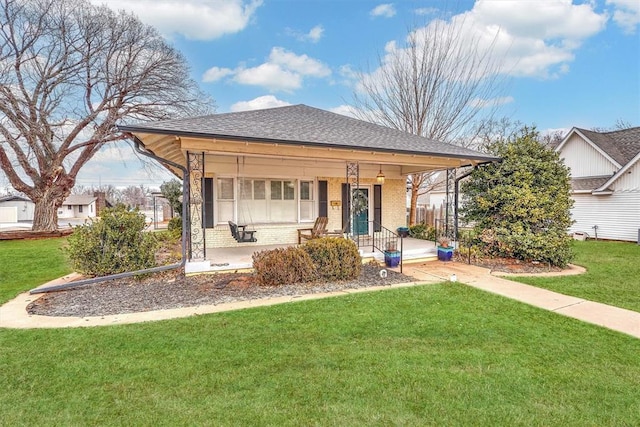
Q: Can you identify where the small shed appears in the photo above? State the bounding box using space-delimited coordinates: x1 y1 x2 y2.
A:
0 195 35 222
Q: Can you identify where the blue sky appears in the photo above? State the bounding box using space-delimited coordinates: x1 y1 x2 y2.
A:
67 0 640 189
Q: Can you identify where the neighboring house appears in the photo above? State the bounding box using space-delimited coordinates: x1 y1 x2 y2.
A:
555 127 640 242
58 195 97 219
0 195 35 223
119 104 498 265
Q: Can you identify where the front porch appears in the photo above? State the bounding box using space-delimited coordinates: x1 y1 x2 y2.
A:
187 236 438 273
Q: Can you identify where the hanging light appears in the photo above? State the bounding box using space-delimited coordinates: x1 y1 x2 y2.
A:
376 165 385 184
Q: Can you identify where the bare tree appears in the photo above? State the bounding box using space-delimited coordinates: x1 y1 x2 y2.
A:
121 185 148 209
351 16 506 225
0 0 213 231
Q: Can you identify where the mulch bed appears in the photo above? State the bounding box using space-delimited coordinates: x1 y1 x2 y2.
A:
0 229 73 240
27 263 414 318
456 255 563 274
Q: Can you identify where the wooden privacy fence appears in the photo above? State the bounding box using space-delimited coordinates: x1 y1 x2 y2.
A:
413 203 446 228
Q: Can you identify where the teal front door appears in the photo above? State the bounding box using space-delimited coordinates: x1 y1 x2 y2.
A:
352 188 369 236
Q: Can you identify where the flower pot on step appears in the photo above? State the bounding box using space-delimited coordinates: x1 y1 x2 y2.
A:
384 250 401 267
437 245 454 262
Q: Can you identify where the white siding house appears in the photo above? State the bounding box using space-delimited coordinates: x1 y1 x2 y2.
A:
58 195 97 219
555 127 640 242
0 195 35 222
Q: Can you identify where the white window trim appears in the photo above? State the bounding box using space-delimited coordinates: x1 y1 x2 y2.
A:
215 175 317 225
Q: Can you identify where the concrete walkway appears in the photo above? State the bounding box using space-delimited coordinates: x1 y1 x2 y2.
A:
1 262 639 339
407 262 640 339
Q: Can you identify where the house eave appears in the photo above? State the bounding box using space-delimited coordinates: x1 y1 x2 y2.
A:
119 126 500 166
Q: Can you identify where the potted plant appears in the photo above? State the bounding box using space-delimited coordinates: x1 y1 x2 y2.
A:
384 240 401 267
396 226 409 238
437 237 454 261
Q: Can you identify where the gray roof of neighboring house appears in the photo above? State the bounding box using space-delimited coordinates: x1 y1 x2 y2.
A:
577 127 640 166
119 104 499 162
0 195 31 203
63 195 96 206
570 176 612 192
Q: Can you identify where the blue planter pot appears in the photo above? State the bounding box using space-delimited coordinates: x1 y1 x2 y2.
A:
396 227 409 238
384 250 401 267
437 246 453 261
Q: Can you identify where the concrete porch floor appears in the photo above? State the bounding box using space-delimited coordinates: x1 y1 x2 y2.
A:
195 236 438 273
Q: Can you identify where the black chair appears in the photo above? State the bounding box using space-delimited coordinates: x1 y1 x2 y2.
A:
228 221 257 242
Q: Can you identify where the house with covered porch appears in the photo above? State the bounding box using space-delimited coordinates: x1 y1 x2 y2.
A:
119 105 497 270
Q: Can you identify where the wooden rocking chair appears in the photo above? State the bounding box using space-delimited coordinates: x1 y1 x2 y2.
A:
297 217 328 244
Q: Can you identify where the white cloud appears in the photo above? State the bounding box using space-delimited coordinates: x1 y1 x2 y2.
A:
204 47 331 92
370 4 396 18
230 95 291 112
285 24 324 43
202 67 234 83
607 0 640 34
234 63 302 91
91 0 262 40
307 25 324 43
269 47 331 77
397 0 608 79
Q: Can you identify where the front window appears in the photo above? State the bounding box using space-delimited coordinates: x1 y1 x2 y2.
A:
217 178 235 223
217 177 306 224
300 180 314 221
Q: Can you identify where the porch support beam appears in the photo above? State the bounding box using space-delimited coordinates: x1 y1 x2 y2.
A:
187 151 206 260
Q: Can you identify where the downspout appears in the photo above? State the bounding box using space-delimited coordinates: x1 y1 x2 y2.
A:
32 136 189 295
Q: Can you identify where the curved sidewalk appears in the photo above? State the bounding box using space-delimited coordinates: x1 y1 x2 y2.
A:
1 262 639 339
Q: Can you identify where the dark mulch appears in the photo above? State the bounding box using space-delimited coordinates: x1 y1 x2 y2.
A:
455 254 563 274
27 263 414 317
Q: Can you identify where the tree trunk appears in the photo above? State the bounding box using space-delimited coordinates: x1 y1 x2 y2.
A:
409 177 419 226
32 195 60 232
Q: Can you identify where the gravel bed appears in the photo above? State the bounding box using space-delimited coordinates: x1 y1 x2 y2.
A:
27 264 414 317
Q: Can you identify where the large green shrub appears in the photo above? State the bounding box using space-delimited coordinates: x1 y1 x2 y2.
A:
167 216 182 239
303 238 362 281
252 246 316 286
461 126 574 267
66 205 158 276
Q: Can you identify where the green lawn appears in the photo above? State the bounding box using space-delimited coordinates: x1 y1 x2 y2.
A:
511 240 640 313
1 238 639 425
0 237 71 304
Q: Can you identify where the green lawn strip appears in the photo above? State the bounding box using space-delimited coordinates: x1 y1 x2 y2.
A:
509 241 640 313
2 284 639 426
0 238 72 304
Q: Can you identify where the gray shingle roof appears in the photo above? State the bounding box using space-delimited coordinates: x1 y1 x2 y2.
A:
63 195 96 205
577 127 640 166
570 176 612 192
0 195 31 203
119 104 498 162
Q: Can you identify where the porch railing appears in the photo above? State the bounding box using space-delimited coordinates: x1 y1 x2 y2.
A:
348 220 403 273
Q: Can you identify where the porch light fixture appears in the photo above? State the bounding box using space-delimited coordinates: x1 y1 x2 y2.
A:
376 165 385 184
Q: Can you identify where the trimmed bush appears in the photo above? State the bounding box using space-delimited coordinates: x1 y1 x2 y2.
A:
252 246 316 286
303 238 362 281
66 205 158 276
409 224 436 241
